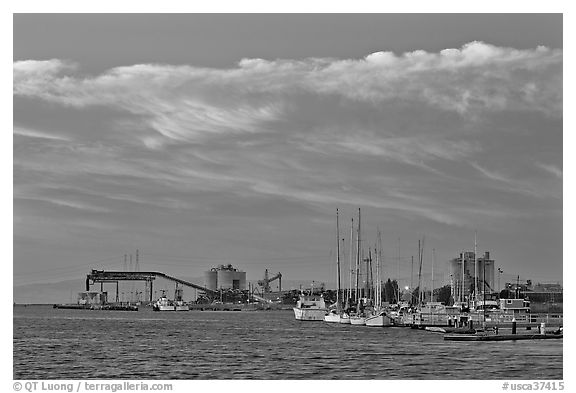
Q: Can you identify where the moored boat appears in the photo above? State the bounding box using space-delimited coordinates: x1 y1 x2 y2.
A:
293 293 327 321
324 309 341 323
349 315 366 325
153 292 176 311
365 310 392 327
339 312 351 324
174 300 189 311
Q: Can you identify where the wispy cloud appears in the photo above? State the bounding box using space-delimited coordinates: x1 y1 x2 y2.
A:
470 162 560 199
13 41 562 231
536 162 562 179
14 127 72 141
13 42 562 147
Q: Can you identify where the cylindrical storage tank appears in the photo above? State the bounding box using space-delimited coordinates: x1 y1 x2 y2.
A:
204 271 218 291
218 271 235 289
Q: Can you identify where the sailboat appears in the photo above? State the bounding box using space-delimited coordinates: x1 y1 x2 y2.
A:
349 208 366 326
365 232 392 327
325 208 343 323
339 218 354 325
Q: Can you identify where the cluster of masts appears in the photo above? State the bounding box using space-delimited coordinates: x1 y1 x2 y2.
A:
333 208 442 310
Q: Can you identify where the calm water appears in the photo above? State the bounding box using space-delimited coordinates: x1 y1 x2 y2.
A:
13 305 562 379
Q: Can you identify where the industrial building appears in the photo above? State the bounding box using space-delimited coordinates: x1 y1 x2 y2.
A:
204 264 246 291
449 251 495 302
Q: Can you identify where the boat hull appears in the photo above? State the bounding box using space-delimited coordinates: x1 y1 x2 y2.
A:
350 316 366 325
294 307 326 321
339 314 351 324
365 313 392 327
324 313 341 323
153 305 176 311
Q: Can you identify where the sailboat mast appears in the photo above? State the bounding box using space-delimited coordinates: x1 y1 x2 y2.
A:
349 218 354 305
367 250 372 301
397 237 401 304
336 208 341 307
356 208 361 302
432 248 435 303
474 231 478 303
375 246 379 309
461 251 465 303
410 256 414 304
417 239 423 307
378 229 383 309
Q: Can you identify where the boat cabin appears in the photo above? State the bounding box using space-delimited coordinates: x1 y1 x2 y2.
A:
296 294 326 309
499 298 530 313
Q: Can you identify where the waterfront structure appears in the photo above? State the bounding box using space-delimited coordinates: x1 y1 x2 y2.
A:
204 264 247 291
449 251 495 302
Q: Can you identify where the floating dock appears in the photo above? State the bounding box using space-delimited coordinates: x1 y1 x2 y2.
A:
444 333 563 341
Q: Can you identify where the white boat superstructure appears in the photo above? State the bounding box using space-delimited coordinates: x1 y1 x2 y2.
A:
153 289 189 311
153 295 175 311
293 294 327 321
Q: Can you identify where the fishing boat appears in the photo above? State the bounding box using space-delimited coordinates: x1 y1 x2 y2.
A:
293 293 327 321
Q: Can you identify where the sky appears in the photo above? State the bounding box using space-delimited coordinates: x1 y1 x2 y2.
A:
13 14 563 292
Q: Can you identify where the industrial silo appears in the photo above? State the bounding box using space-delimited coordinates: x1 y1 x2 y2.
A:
209 264 246 290
204 270 218 291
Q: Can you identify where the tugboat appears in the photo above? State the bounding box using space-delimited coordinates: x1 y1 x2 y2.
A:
153 290 176 311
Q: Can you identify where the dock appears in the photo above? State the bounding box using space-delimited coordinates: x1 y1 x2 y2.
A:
444 333 563 341
53 303 138 311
